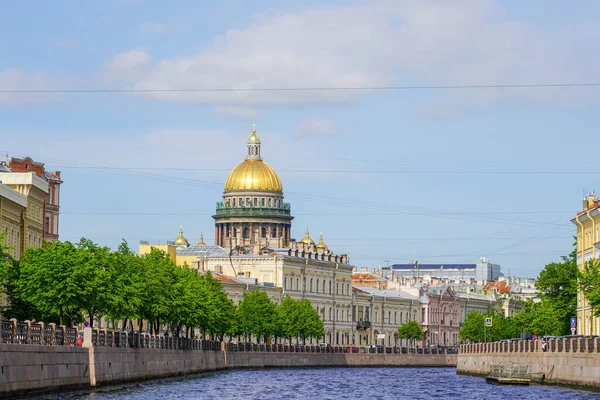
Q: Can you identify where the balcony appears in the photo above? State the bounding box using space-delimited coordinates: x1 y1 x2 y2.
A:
356 320 372 330
214 202 292 218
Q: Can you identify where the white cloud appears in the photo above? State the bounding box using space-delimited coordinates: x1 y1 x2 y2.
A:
101 50 152 84
295 118 336 136
0 68 54 105
139 22 165 34
213 106 264 119
100 0 590 113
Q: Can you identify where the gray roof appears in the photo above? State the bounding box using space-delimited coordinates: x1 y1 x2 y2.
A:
176 245 227 257
352 286 419 301
455 292 496 302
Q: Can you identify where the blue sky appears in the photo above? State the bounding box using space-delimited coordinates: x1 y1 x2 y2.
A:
2 0 599 277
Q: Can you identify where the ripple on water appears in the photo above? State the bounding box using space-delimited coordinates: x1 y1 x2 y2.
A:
69 368 600 400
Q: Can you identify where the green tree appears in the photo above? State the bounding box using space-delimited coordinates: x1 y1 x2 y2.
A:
237 290 277 342
0 232 12 284
298 299 324 342
201 272 237 340
105 240 145 329
74 238 112 328
139 248 179 334
397 320 424 347
17 241 87 325
536 251 578 335
277 296 302 343
579 258 600 317
459 311 485 342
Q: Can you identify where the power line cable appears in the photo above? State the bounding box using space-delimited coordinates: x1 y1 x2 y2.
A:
3 82 600 93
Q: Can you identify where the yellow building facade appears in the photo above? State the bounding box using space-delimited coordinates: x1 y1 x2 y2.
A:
572 192 600 335
0 172 48 260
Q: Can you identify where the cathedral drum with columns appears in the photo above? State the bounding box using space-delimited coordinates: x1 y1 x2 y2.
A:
213 125 293 249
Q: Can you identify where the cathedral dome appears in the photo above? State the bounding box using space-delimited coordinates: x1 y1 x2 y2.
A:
316 233 328 252
224 125 282 192
174 226 189 246
300 228 315 246
224 160 282 192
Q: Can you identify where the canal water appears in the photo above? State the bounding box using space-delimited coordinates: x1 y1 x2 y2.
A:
71 368 599 399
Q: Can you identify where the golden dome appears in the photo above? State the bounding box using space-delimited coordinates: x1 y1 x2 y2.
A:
174 226 189 246
316 233 328 251
300 227 315 245
248 132 260 142
224 160 282 192
197 233 206 246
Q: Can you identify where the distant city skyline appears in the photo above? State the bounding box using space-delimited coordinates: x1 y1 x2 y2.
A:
2 0 599 276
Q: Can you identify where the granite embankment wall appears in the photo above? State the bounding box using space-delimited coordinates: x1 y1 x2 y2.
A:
227 352 457 369
457 339 600 389
0 345 456 398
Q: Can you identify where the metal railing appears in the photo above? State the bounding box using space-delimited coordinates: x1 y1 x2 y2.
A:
460 337 600 354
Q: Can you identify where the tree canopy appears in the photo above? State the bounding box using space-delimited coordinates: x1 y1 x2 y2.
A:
397 320 423 346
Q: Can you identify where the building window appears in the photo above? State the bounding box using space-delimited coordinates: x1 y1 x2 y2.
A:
329 308 332 320
232 198 236 207
243 228 249 238
261 227 267 237
297 278 299 291
284 277 287 290
323 280 326 293
336 283 339 295
261 198 265 206
239 197 243 206
329 281 332 294
253 197 258 206
421 309 425 323
268 199 272 207
310 278 313 292
316 279 319 293
45 217 50 233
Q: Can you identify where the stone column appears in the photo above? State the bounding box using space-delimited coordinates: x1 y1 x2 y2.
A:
215 225 219 246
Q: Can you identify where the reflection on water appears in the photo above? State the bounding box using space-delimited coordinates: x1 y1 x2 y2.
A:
72 367 600 400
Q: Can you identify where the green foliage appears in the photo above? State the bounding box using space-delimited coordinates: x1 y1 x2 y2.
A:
579 258 600 317
460 310 520 342
459 311 485 342
535 252 578 336
276 296 324 343
6 237 238 337
237 290 277 341
397 320 423 346
0 232 12 284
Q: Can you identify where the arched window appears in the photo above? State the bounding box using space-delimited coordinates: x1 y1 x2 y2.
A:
242 227 249 238
329 308 332 320
310 278 313 292
261 227 267 237
316 279 319 293
268 198 272 207
329 281 332 294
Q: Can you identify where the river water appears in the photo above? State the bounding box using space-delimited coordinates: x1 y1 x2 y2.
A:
71 368 599 400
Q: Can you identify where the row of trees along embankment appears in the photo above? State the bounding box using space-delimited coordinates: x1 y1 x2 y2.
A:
0 235 324 343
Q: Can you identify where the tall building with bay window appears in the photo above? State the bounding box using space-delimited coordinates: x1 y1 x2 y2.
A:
1 157 62 241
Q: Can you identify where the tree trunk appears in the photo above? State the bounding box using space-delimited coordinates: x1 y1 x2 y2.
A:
59 306 64 326
88 311 94 328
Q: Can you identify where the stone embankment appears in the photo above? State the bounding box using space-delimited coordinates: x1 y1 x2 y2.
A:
0 321 457 398
457 338 600 389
